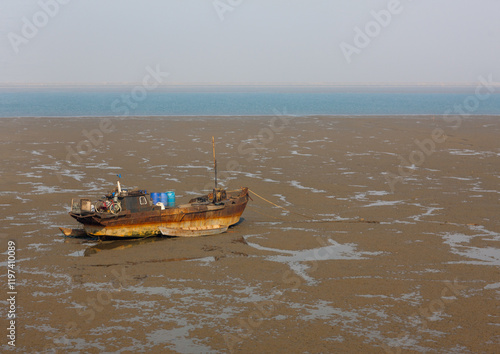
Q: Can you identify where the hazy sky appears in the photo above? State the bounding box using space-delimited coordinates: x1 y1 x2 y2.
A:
1 0 499 84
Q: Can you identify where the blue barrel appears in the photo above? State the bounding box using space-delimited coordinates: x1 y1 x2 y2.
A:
167 191 175 206
151 193 160 204
160 193 169 205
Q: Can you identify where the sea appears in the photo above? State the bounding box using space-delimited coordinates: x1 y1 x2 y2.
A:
1 86 499 117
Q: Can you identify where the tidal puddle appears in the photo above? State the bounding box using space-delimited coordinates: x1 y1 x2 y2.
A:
186 256 216 265
245 235 383 285
147 326 214 353
288 180 326 193
442 226 500 266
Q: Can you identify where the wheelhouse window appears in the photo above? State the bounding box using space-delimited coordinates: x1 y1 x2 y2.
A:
139 196 148 205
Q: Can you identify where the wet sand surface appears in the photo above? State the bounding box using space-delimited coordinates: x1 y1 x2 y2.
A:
0 115 499 353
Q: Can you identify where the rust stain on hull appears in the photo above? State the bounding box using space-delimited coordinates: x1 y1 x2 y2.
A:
85 211 244 237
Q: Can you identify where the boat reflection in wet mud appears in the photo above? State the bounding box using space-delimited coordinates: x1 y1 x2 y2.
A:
82 237 224 263
83 236 164 256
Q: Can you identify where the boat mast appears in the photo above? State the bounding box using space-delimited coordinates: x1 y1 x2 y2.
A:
212 136 218 189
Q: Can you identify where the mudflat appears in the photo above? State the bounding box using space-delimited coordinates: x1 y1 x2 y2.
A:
1 115 499 353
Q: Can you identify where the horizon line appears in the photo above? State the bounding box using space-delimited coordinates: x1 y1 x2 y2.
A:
1 81 499 87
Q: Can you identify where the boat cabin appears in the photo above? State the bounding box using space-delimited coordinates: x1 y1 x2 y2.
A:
119 193 153 213
106 189 157 213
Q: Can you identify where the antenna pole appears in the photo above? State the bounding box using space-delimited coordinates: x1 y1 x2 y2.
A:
212 136 218 189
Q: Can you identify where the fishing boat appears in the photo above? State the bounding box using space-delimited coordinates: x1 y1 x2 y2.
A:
60 138 249 239
61 185 249 238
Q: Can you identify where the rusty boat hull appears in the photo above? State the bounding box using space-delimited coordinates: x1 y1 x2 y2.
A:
66 188 249 238
159 225 228 237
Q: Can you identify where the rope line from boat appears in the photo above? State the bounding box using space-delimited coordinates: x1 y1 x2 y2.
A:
248 188 318 220
247 188 380 224
247 205 289 221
